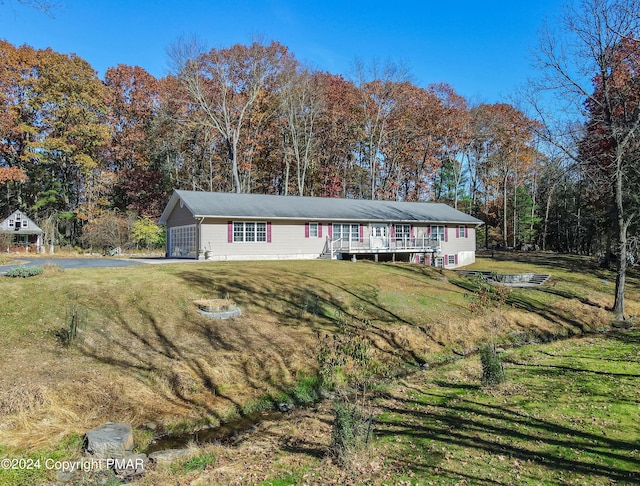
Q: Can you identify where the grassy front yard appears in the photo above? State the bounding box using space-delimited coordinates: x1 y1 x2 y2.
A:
0 253 638 484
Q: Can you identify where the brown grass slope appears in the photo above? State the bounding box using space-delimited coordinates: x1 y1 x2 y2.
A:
0 254 636 449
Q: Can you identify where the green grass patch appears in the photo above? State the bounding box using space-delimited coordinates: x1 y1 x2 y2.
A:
0 433 83 486
171 452 216 472
375 330 640 484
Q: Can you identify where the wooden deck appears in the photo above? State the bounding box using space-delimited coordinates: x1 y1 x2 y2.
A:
325 236 441 259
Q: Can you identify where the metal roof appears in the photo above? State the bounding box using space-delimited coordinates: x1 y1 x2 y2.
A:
159 191 484 225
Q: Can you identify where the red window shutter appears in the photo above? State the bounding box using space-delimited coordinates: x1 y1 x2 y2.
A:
454 254 458 265
445 227 448 242
465 227 469 238
328 225 333 239
305 222 310 238
227 221 233 243
426 254 431 266
267 222 272 243
391 225 395 238
410 226 415 238
456 227 460 238
427 226 431 237
359 224 363 242
318 224 323 238
444 254 448 265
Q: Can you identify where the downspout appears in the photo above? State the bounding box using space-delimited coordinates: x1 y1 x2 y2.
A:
197 217 205 259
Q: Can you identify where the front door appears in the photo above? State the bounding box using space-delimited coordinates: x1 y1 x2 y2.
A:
370 224 389 249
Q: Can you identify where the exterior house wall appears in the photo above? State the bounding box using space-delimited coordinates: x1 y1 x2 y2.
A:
196 219 477 266
440 226 476 267
166 203 196 227
200 218 328 261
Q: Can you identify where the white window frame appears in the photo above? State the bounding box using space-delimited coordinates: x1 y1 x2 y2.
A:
233 221 267 243
309 222 319 238
332 223 359 242
8 219 14 227
394 224 411 241
431 225 446 241
448 254 456 265
458 225 467 238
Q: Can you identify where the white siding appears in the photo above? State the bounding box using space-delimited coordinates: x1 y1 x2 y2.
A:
200 219 328 261
440 226 476 268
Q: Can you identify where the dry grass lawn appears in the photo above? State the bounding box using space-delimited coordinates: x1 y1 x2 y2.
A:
0 253 635 460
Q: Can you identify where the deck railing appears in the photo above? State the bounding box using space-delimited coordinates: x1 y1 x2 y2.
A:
328 235 441 259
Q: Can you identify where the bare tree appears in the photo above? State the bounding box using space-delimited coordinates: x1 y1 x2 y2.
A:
2 0 59 15
353 59 410 200
279 68 323 196
169 38 293 193
530 0 640 319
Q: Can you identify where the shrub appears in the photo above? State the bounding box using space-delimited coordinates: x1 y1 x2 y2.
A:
56 306 85 347
330 399 372 464
5 266 43 278
317 317 377 465
43 263 62 274
479 343 506 385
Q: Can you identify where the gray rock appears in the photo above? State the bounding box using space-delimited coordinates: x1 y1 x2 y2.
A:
55 469 77 483
277 402 294 413
148 448 190 463
112 453 148 479
84 422 134 458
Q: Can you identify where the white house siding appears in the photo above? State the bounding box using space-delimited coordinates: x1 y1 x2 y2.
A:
163 200 477 267
199 218 328 261
440 226 476 268
194 219 476 265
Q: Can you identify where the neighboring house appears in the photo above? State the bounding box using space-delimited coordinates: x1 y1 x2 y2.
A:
159 190 483 268
0 210 44 253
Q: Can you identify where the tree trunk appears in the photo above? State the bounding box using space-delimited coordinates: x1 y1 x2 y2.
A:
502 172 508 247
543 185 554 251
613 159 628 320
227 138 241 194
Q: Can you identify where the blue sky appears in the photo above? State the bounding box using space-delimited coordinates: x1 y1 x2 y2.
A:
2 0 564 103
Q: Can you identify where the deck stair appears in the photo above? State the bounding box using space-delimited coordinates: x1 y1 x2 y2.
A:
528 274 551 286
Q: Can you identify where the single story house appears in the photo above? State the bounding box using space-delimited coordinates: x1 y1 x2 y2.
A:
0 209 44 253
158 190 483 268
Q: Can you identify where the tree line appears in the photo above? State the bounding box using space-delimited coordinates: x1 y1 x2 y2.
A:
1 0 640 320
0 39 544 248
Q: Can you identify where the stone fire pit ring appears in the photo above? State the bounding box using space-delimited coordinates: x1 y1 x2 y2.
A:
194 299 242 319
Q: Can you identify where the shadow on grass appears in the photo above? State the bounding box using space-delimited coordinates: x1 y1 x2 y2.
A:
376 388 639 482
450 277 598 335
503 357 640 378
375 330 640 482
176 265 446 367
